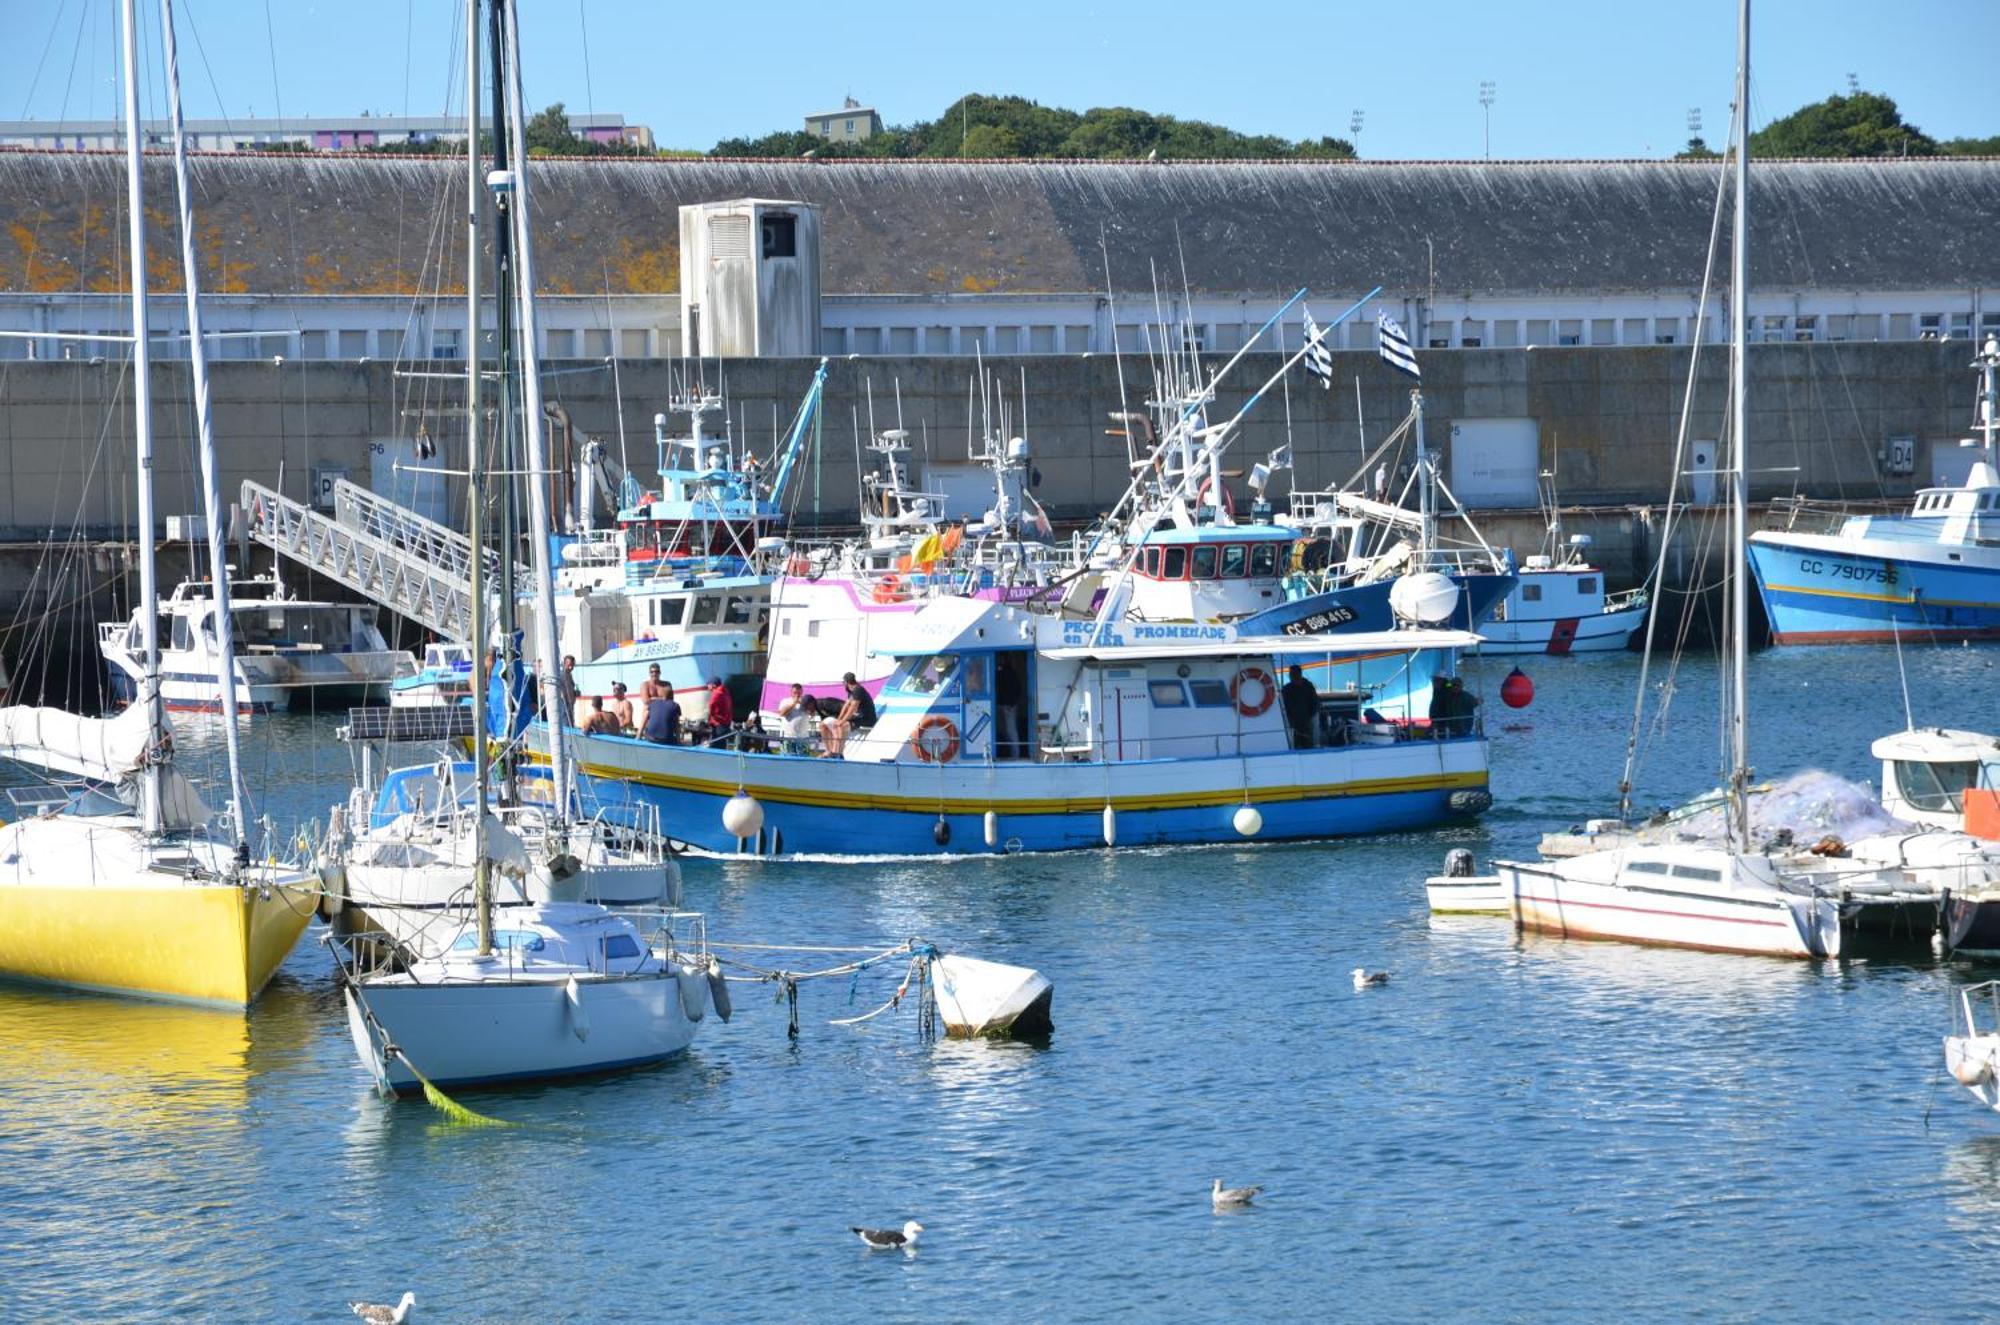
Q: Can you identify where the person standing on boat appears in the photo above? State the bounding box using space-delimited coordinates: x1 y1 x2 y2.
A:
706 676 735 731
557 654 579 727
995 656 1025 759
639 662 668 703
1281 664 1319 749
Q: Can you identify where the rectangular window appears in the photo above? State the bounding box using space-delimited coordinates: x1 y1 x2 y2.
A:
853 327 882 354
620 328 649 358
759 213 797 259
1249 544 1277 576
1520 583 1543 602
1493 320 1520 348
1148 680 1188 708
1526 318 1552 344
1220 545 1247 578
690 596 721 625
1028 325 1056 353
1793 315 1817 343
888 326 917 353
1825 315 1851 342
651 597 686 627
1919 313 1943 340
545 329 576 358
1188 679 1231 707
1890 313 1914 340
1623 318 1647 345
1577 577 1598 594
821 327 846 353
807 619 820 638
1851 313 1881 341
1427 320 1453 349
1142 547 1162 577
1760 315 1788 343
1983 312 2000 338
377 328 404 358
582 328 612 358
722 597 755 626
299 329 328 359
1162 547 1187 579
1951 312 1973 340
1556 319 1581 346
338 329 368 359
962 328 988 355
1065 325 1093 353
924 326 953 354
993 326 1021 353
1116 325 1146 352
1654 319 1679 345
1589 318 1616 346
1458 320 1485 348
431 328 462 360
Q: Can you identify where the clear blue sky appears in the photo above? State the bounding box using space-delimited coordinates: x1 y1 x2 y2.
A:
4 0 1993 157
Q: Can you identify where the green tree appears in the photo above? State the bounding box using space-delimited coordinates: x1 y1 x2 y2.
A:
1674 136 1720 160
1941 134 2000 156
1749 91 1937 157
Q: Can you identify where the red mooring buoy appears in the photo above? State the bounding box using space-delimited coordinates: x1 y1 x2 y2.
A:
1500 667 1535 709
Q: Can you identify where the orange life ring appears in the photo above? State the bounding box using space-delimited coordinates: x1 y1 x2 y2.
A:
1197 477 1237 516
1231 666 1276 717
873 573 908 604
909 715 960 763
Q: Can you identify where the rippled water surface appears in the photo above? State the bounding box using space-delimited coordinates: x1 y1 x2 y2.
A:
7 645 2000 1322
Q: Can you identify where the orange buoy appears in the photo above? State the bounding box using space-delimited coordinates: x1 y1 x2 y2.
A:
1500 667 1535 709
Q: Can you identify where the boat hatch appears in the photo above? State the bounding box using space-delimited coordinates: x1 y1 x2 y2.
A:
449 929 545 954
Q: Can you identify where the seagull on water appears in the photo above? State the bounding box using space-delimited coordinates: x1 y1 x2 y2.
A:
349 1291 416 1325
1352 967 1391 990
1212 1178 1263 1209
850 1220 923 1251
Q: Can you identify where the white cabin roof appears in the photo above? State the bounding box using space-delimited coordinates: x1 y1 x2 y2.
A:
1041 629 1484 662
1870 727 2000 763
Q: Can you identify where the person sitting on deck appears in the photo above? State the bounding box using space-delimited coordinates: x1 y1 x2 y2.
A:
583 695 623 736
821 673 876 757
641 688 682 744
1281 664 1319 748
777 683 815 755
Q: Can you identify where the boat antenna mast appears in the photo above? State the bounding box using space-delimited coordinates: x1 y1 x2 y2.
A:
159 0 249 856
1975 333 2000 471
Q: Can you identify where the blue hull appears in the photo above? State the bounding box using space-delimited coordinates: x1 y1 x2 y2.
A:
1748 536 2000 644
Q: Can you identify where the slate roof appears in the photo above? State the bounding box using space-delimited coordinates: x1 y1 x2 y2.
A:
0 150 1993 299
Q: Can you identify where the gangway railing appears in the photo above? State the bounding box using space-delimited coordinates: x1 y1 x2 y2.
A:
240 478 525 643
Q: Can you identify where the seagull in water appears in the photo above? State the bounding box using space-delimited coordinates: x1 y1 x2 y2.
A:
1212 1178 1263 1210
349 1292 416 1325
850 1220 923 1252
1352 967 1391 991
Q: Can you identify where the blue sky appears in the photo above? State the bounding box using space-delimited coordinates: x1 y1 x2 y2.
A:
4 0 1993 156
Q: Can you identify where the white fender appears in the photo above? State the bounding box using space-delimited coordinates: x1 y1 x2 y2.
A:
564 976 591 1042
1101 804 1117 847
707 956 733 1022
677 965 709 1022
984 810 999 848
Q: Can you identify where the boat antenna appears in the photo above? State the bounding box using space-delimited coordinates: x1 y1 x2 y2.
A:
1102 230 1133 464
160 0 249 856
1725 0 1753 853
118 0 164 837
499 0 570 822
465 0 493 955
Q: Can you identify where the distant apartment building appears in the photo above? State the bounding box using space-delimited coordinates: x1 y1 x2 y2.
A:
0 113 653 153
802 97 881 143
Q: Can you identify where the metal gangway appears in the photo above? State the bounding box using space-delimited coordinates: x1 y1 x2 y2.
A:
239 478 526 642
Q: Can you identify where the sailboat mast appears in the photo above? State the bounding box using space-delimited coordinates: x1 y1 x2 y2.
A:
159 0 249 855
1727 0 1753 851
466 0 493 957
486 0 519 803
498 0 569 816
118 0 163 837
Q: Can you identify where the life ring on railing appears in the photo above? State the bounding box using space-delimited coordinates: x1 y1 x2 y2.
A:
873 574 908 604
1197 477 1236 517
1231 666 1276 717
909 715 960 764
785 554 811 576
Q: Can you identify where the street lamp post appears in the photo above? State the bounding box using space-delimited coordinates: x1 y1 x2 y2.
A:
1478 81 1496 159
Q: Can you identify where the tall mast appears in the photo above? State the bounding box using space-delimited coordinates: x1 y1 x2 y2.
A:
159 0 248 856
486 0 519 802
1727 0 1752 852
119 0 163 837
466 0 493 956
499 0 569 819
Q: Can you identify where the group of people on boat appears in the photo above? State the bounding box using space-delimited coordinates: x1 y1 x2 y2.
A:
773 674 876 757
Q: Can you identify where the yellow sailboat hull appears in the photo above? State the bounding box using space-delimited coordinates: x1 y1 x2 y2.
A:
0 879 315 1008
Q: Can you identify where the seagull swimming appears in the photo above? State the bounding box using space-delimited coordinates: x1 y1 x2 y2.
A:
349 1292 416 1325
1212 1178 1262 1209
850 1220 923 1251
1352 967 1391 990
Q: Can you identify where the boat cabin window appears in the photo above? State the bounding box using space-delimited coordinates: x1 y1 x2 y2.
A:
1188 679 1231 707
1162 547 1188 579
232 605 364 650
1192 547 1219 579
723 597 755 626
901 653 962 697
1670 864 1722 882
601 933 641 960
653 597 689 628
1149 680 1187 707
1520 584 1543 603
1577 577 1597 595
1895 758 1980 812
1220 545 1247 578
1142 547 1162 577
1250 544 1279 577
451 929 545 954
171 615 194 651
1625 861 1670 875
690 596 721 626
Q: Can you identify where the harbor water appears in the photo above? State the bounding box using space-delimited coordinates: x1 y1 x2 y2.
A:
7 643 2000 1321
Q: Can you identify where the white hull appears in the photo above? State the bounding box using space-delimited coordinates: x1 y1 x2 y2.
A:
1471 603 1647 655
1424 873 1508 915
931 954 1053 1038
1946 1034 2000 1112
344 972 699 1093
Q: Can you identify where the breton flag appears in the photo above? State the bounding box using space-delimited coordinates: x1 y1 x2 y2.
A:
1377 312 1421 380
1301 308 1334 388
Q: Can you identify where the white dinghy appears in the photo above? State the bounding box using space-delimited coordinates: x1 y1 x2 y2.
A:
1946 981 2000 1113
931 954 1053 1039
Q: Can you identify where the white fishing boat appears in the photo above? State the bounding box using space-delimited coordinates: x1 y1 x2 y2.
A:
338 0 709 1093
1475 471 1647 656
1946 981 2000 1113
1493 2 1850 959
390 642 475 709
1423 848 1507 915
342 901 714 1093
930 953 1053 1039
0 0 314 1008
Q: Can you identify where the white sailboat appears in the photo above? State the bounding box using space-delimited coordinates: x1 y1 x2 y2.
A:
1493 0 1849 960
339 0 708 1093
0 0 314 1007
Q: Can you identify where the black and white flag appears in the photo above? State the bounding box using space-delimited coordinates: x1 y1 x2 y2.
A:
1377 312 1421 380
1302 308 1334 388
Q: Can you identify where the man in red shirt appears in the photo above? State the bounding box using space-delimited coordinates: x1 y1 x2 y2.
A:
706 677 735 729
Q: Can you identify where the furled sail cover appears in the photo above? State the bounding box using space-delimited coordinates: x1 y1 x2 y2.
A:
0 704 157 781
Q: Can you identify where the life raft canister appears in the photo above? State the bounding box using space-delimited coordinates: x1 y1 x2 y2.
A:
909 715 961 763
1231 666 1276 717
873 573 907 604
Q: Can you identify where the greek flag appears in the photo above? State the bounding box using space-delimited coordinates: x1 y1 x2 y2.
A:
1302 308 1334 389
1377 312 1421 380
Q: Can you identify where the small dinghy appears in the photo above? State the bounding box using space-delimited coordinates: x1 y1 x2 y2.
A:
930 954 1052 1039
1424 848 1507 915
1946 980 2000 1113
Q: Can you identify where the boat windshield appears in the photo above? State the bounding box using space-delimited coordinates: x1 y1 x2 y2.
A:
231 605 370 651
898 653 962 698
1894 758 1981 813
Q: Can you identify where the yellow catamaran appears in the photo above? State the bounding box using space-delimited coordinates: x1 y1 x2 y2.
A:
0 0 313 1008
